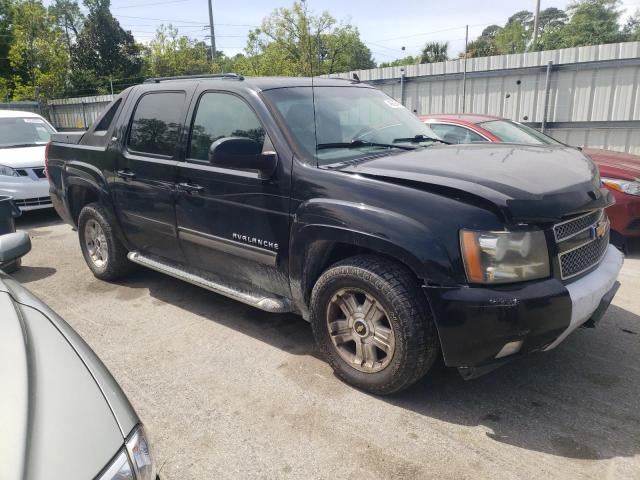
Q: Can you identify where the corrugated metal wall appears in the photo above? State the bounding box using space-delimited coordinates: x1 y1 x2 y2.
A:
329 41 640 154
47 95 115 130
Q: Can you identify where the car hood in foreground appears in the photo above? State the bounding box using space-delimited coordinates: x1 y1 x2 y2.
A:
0 145 46 168
0 274 138 480
582 148 640 181
334 143 612 222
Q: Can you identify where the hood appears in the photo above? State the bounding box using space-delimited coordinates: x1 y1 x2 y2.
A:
0 275 138 480
335 143 611 222
0 145 46 168
582 148 640 181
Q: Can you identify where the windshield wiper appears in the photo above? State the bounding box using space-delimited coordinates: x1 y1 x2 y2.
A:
392 134 451 145
316 140 415 151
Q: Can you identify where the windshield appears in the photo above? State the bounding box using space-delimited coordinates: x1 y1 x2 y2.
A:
0 117 55 148
263 86 442 166
478 119 560 146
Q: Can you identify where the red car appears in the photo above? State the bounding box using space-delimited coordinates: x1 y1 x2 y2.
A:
422 114 640 248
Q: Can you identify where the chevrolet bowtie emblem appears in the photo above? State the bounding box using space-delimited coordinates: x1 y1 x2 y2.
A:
595 218 609 239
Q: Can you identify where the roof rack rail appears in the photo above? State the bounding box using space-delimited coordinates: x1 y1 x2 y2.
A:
144 73 244 83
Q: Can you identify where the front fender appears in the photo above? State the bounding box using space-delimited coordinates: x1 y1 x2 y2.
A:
289 199 458 313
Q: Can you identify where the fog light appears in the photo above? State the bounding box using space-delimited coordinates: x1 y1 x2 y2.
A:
495 340 523 359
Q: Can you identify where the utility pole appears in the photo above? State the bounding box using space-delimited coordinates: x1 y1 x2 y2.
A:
462 25 468 113
532 0 541 45
207 0 216 62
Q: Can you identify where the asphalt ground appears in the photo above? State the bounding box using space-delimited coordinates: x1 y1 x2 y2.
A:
14 209 640 480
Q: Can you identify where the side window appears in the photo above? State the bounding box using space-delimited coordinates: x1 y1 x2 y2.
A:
430 124 487 144
128 92 186 157
94 99 122 133
189 92 266 161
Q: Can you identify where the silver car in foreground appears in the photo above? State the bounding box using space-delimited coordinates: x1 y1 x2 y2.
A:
0 232 157 480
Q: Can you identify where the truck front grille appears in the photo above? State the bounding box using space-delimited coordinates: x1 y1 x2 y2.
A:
14 196 52 208
554 209 610 280
553 209 603 242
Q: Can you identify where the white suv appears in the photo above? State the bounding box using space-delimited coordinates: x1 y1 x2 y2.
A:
0 110 56 211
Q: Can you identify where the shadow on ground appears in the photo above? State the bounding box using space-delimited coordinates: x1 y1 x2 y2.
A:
113 266 640 462
15 208 63 230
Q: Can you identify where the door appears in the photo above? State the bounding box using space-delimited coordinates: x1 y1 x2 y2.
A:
112 90 189 262
175 91 291 297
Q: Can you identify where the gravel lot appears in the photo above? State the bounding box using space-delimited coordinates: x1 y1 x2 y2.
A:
14 209 640 480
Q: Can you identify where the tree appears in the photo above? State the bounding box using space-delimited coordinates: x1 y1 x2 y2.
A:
144 25 211 78
237 1 374 76
378 55 420 68
8 0 69 101
465 37 501 58
559 0 626 47
72 0 142 85
48 0 84 57
623 9 640 41
420 41 448 63
494 20 529 53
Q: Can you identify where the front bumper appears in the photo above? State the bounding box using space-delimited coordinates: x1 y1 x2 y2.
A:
425 245 624 368
0 177 51 211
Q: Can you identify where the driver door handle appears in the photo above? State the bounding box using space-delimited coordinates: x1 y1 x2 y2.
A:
115 169 136 180
177 182 204 194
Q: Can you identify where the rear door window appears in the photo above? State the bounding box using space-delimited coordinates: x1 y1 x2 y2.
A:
189 92 266 162
128 92 186 157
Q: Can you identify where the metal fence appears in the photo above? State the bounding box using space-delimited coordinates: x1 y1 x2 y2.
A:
47 94 115 131
0 101 41 114
328 41 640 155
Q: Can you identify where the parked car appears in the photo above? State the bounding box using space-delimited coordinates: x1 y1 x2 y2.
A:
422 114 640 248
0 232 156 479
47 75 622 394
0 110 56 211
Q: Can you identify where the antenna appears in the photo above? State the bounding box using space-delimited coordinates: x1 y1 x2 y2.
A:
302 0 319 165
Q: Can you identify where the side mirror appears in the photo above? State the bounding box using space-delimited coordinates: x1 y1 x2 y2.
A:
0 232 31 263
208 137 277 179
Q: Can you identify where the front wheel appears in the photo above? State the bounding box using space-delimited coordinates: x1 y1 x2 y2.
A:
310 255 439 395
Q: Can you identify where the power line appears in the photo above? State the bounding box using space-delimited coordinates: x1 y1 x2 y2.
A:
112 0 190 9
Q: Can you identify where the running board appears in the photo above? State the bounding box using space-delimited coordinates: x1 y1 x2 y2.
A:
127 251 293 313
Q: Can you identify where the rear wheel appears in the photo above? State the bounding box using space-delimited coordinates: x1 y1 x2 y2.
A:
310 255 439 395
78 203 134 280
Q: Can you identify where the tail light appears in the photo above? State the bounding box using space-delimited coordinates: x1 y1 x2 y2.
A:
44 141 50 177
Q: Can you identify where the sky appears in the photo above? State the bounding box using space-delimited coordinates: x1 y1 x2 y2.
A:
46 0 640 62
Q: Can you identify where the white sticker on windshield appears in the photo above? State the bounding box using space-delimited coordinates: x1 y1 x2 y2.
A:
384 99 403 109
23 118 45 124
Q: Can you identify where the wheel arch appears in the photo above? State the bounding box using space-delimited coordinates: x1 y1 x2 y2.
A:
289 199 457 317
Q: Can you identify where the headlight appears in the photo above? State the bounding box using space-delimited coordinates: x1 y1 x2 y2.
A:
126 425 156 480
98 425 156 480
460 229 550 284
601 177 640 196
0 165 18 177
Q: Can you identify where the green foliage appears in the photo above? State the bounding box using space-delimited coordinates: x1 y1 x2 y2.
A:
72 0 142 81
235 1 374 76
378 56 420 68
466 0 632 58
8 0 69 101
48 0 84 56
623 10 640 40
143 25 211 77
0 0 13 79
559 0 626 47
420 42 448 63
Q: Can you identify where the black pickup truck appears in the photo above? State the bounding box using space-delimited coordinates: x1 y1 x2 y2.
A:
47 75 623 394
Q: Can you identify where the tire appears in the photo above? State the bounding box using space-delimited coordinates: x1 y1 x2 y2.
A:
310 255 439 395
78 202 135 281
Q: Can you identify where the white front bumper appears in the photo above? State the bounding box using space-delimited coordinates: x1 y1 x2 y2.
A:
0 177 51 211
545 245 624 350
